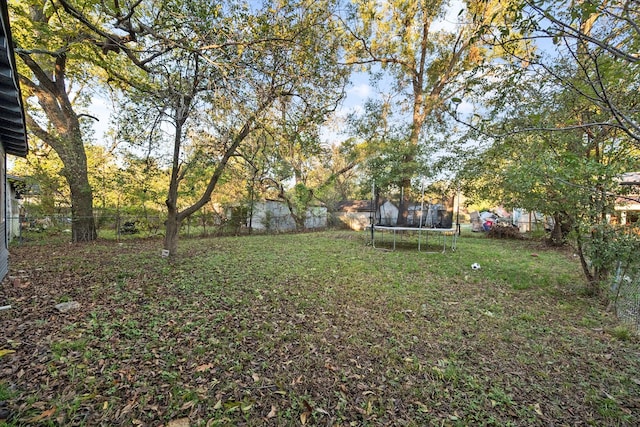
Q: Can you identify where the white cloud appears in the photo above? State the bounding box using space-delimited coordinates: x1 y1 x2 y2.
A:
347 82 372 99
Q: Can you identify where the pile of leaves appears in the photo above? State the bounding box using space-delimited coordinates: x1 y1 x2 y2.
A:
1 232 639 426
487 224 525 240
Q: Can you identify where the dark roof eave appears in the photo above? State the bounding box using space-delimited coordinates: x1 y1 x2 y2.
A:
0 0 28 158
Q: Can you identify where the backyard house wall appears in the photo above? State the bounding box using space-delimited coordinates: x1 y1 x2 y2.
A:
614 172 640 226
335 200 373 231
250 200 327 232
0 148 6 276
336 199 399 228
378 200 399 226
305 206 327 229
6 170 16 241
0 0 29 278
6 175 22 241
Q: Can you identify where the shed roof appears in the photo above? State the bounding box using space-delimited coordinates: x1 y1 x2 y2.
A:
337 200 373 212
0 0 27 157
619 172 640 186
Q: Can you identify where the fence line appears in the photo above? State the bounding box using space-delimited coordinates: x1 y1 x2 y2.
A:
612 261 640 331
8 211 334 242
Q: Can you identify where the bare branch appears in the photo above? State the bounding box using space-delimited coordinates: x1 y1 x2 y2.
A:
78 113 99 121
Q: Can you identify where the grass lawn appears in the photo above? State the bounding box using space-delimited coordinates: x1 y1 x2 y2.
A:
1 230 639 426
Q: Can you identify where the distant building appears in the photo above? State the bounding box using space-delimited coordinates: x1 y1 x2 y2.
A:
335 200 374 230
6 175 25 241
0 0 29 278
615 172 640 225
335 199 400 230
249 200 327 232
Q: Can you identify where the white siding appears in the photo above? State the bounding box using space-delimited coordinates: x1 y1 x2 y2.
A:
0 151 8 278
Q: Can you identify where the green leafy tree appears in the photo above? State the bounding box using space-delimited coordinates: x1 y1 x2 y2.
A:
10 0 101 241
458 64 639 297
343 0 525 224
10 142 69 215
76 0 348 256
456 0 640 298
492 0 640 143
250 96 361 231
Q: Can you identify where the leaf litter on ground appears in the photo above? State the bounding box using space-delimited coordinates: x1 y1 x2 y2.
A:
1 231 639 425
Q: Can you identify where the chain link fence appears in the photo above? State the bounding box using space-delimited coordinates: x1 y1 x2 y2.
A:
611 261 640 331
9 209 332 244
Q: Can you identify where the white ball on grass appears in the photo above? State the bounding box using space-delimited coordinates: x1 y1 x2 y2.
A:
471 263 481 270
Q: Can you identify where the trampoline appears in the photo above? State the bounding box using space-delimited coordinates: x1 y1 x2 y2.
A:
367 182 460 253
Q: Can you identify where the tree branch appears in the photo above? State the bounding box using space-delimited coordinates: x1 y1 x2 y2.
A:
525 0 639 63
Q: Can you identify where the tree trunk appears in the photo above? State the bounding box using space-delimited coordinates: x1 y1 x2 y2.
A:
69 176 97 242
164 134 182 259
397 176 411 226
576 229 605 299
548 213 565 246
60 132 97 242
163 209 180 258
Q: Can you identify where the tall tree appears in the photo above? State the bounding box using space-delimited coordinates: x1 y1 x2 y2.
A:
75 0 348 256
455 1 640 296
343 0 522 224
10 0 99 241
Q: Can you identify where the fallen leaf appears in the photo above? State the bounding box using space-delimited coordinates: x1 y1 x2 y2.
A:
28 407 56 422
180 401 196 411
213 400 222 410
167 417 190 427
414 401 429 413
300 411 309 424
533 402 543 416
195 363 214 372
366 400 373 415
315 406 329 415
0 349 16 357
266 405 277 418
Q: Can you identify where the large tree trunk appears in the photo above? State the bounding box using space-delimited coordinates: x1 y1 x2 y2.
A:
548 212 571 247
62 133 97 242
164 121 183 259
24 103 98 243
163 208 180 258
69 175 97 242
163 100 188 259
397 176 411 226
